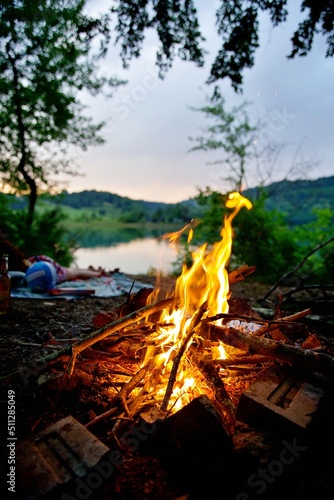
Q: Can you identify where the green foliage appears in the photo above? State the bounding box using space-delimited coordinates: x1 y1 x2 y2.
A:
245 177 334 226
111 1 334 91
292 208 334 283
231 198 300 283
112 0 205 77
119 207 147 223
0 194 74 265
43 190 203 224
190 189 302 283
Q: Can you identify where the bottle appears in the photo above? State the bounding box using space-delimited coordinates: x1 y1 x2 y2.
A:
0 254 10 315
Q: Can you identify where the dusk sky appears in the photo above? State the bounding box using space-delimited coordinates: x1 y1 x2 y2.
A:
65 0 334 203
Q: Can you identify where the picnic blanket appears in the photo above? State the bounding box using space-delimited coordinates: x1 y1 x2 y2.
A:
9 271 153 299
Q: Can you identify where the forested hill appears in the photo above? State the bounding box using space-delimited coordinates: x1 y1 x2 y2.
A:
6 176 334 226
46 189 201 224
244 176 334 225
50 175 333 225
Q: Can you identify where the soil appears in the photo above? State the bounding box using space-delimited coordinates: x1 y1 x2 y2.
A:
1 275 334 499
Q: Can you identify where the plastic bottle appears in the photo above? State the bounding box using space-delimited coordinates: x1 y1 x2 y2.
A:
0 254 10 315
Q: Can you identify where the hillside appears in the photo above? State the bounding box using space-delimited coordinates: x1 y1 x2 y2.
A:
4 176 334 226
244 176 334 225
44 189 204 224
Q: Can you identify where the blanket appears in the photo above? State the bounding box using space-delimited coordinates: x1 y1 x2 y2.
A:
9 271 153 299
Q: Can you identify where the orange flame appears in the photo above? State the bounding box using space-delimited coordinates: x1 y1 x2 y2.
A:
145 192 252 412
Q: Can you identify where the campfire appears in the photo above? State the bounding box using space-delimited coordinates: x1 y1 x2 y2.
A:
63 193 254 429
61 191 332 436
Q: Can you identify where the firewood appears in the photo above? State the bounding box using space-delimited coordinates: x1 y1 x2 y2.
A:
85 358 156 428
277 308 312 322
67 297 175 375
268 328 294 345
208 324 334 380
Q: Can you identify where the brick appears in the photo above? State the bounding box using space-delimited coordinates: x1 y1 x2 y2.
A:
17 415 109 499
236 364 326 433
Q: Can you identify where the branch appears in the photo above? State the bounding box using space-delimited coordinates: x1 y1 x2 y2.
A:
261 236 334 302
208 324 334 380
67 297 174 375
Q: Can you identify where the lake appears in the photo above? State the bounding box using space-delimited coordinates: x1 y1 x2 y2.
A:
72 233 179 275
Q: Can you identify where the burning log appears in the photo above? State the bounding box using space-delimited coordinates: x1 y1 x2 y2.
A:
161 301 208 413
215 354 271 366
208 324 334 380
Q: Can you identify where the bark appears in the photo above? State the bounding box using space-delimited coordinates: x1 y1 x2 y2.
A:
208 324 334 380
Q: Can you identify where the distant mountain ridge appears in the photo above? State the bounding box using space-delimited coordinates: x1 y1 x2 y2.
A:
5 175 334 226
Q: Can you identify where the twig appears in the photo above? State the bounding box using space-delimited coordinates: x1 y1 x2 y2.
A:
85 358 155 428
214 355 271 366
228 264 256 284
261 236 334 301
85 406 119 429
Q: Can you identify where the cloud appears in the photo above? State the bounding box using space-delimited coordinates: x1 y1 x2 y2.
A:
68 0 334 201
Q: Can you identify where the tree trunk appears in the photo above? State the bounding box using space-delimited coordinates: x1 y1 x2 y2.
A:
6 40 37 227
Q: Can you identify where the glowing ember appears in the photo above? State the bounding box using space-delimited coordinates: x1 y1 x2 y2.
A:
144 192 252 413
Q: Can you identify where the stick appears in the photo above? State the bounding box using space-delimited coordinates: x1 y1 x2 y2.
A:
208 324 334 380
214 355 271 366
160 301 208 413
278 308 312 322
261 236 334 301
228 264 256 284
67 297 174 375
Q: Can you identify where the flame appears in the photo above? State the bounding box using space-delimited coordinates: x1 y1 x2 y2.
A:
145 192 252 412
162 218 201 245
212 341 227 360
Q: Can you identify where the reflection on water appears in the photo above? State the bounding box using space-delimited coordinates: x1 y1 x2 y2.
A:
69 226 172 248
74 237 178 275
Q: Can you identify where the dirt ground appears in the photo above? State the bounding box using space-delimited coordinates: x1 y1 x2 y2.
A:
1 275 334 499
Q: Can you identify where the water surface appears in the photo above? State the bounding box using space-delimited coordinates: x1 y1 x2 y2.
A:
74 237 178 275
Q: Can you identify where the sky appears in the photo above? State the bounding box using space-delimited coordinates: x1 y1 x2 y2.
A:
64 0 334 203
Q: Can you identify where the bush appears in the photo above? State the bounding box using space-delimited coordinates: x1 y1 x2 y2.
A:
180 189 302 284
0 195 75 266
